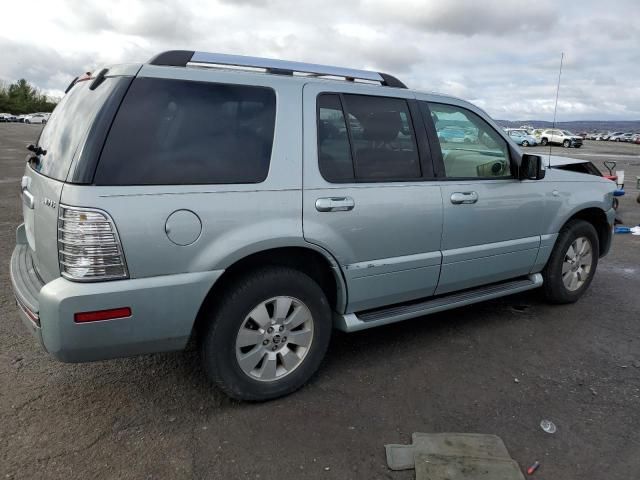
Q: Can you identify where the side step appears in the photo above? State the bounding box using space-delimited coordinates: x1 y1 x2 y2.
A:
335 273 543 332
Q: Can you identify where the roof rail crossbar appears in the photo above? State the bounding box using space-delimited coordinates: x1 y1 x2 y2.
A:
148 50 407 88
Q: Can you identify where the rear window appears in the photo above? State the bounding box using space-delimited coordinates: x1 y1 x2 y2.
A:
34 78 125 181
94 78 276 185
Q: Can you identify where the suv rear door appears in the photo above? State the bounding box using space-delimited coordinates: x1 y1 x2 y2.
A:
420 99 543 294
302 82 443 313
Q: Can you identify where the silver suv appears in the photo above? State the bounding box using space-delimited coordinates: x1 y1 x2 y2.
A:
10 51 615 400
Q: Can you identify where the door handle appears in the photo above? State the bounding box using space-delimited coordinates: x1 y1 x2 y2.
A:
315 197 355 212
450 191 478 204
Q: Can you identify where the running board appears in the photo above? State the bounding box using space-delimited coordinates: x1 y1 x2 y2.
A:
335 273 543 332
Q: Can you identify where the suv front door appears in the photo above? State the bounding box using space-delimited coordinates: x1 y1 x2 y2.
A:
420 99 543 295
302 83 443 313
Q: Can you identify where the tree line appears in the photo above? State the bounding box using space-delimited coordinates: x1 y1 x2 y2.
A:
0 79 58 114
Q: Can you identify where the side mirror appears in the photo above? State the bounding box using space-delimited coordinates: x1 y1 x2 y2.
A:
519 154 545 180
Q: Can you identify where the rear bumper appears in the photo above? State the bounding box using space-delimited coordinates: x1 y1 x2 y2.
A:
10 224 223 363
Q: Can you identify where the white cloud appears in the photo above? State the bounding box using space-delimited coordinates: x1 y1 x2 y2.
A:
0 0 637 120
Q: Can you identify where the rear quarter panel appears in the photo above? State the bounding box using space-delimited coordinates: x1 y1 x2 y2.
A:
61 66 307 279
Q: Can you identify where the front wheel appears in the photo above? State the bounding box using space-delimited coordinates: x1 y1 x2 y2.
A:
563 139 571 148
540 137 548 146
200 267 332 401
542 220 599 304
522 140 529 147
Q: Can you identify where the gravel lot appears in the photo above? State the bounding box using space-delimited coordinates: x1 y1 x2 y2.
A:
1 123 639 479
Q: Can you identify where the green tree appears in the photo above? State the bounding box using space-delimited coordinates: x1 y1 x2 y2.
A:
0 79 58 115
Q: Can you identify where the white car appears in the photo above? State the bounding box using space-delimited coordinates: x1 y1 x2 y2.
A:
25 113 48 124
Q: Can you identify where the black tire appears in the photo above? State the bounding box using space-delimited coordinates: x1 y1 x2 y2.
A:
542 219 599 304
563 140 571 148
522 140 529 147
200 267 332 401
541 137 548 146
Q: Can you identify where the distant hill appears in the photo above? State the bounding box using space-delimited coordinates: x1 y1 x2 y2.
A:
495 120 640 133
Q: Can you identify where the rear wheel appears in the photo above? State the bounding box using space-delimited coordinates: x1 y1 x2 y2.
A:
522 140 529 147
563 139 571 148
540 137 548 146
200 267 332 401
542 220 599 304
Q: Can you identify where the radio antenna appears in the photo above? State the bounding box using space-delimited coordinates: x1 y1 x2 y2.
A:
550 52 564 161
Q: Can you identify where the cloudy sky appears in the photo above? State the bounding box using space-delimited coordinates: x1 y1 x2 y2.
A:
1 0 638 120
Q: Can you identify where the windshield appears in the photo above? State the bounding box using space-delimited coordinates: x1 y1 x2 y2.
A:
33 77 123 181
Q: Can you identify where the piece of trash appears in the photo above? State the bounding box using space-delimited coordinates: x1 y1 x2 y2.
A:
540 420 556 434
323 466 330 471
514 378 520 383
527 460 540 475
615 226 631 234
589 387 597 396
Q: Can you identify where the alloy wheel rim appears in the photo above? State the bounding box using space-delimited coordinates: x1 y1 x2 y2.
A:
235 296 314 382
562 236 593 291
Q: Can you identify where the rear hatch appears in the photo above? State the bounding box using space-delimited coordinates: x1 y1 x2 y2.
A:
22 68 138 283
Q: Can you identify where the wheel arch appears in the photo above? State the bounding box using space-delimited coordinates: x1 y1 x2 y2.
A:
192 244 348 337
561 207 611 257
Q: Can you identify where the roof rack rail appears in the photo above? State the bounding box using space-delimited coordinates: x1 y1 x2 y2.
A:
147 50 407 88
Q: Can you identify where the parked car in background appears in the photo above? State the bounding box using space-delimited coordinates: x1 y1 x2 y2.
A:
9 50 616 401
25 113 48 124
507 129 538 147
608 132 626 142
620 133 635 142
632 134 640 144
577 132 588 139
0 113 12 122
540 129 583 148
531 128 545 139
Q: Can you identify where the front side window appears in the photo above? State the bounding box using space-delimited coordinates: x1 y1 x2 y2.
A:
95 78 276 185
428 103 511 178
317 93 421 182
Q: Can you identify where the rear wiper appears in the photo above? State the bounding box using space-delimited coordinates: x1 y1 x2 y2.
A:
27 144 46 156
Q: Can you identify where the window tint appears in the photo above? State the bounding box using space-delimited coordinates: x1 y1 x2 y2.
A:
95 78 276 185
343 95 420 180
317 94 421 182
428 103 511 178
317 94 354 181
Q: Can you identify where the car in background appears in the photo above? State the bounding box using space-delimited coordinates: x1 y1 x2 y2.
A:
24 113 48 124
531 128 545 139
577 132 588 139
507 129 538 147
540 129 583 148
608 132 626 142
620 133 635 142
0 113 12 122
632 134 640 144
590 132 610 141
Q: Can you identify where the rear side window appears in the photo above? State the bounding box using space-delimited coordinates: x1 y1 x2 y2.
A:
317 93 421 182
34 78 126 181
95 78 276 185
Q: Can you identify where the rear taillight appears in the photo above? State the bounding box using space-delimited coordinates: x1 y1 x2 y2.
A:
58 205 128 281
